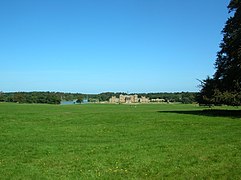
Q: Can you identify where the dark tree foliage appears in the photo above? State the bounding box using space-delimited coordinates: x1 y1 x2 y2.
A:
1 92 63 104
98 92 116 102
198 0 241 106
76 95 84 103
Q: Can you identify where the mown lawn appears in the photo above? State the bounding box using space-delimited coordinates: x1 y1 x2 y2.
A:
0 103 240 179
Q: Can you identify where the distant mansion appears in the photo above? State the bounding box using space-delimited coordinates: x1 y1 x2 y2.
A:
109 94 150 104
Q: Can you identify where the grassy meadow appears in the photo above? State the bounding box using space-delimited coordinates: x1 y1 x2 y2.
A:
0 103 241 179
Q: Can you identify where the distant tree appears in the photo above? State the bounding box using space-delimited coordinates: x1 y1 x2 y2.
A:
180 92 196 104
13 92 26 103
0 91 4 102
76 95 84 103
98 92 115 101
198 0 241 105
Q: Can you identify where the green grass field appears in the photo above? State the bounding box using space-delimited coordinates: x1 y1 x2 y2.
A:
0 103 241 179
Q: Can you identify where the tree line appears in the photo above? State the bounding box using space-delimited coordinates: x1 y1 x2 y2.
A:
84 92 197 104
0 91 198 104
0 92 83 104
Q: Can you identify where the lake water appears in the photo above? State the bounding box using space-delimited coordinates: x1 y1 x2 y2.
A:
60 100 78 105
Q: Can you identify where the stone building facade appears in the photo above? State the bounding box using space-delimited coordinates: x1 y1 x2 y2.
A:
139 96 150 103
109 94 150 104
150 98 165 103
109 96 119 103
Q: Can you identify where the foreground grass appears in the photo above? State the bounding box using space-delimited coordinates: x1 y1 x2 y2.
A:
0 103 241 179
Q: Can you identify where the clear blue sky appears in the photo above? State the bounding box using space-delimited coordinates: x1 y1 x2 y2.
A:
0 0 230 93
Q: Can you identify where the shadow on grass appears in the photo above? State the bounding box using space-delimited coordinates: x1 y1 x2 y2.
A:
158 109 241 118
